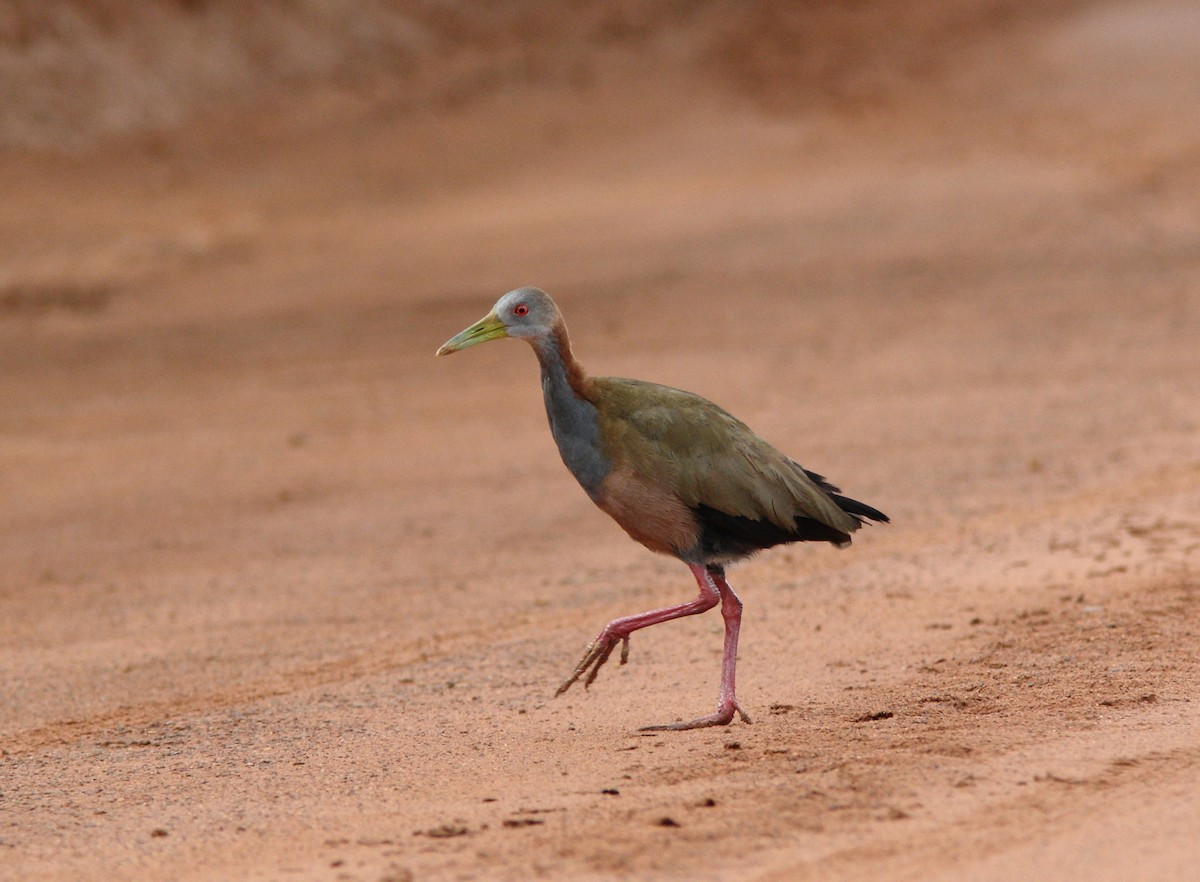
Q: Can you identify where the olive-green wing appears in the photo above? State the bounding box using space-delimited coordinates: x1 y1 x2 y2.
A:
592 377 857 535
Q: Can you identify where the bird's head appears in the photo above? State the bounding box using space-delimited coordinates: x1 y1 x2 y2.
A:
436 287 562 355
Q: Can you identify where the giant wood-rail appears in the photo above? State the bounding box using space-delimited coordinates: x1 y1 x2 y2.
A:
437 288 888 730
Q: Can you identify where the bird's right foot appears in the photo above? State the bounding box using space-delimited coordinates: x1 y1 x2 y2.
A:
638 699 752 732
554 634 630 696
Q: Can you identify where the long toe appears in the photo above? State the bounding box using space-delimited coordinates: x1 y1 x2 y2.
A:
638 701 751 732
581 640 618 688
556 636 620 696
555 640 600 696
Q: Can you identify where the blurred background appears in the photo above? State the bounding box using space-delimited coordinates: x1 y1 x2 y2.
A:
3 0 1195 572
0 0 1107 151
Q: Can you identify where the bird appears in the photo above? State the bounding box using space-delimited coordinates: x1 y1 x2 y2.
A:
436 287 888 730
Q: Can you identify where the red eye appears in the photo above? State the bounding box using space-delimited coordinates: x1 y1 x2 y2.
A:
514 303 529 317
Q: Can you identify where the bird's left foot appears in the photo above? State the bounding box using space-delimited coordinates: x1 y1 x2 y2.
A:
638 700 752 732
555 634 631 696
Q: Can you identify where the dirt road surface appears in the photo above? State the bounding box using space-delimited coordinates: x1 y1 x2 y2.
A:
2 2 1198 880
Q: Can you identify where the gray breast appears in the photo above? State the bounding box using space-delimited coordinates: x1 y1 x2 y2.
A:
541 364 611 497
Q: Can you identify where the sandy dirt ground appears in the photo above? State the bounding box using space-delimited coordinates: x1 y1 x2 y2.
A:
2 2 1199 880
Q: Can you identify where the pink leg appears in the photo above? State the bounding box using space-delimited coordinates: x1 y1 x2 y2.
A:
640 567 752 731
556 563 719 696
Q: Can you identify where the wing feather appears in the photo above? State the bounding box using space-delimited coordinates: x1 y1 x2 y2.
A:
592 378 858 536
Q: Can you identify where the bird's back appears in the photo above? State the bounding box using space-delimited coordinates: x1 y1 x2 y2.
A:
587 377 878 561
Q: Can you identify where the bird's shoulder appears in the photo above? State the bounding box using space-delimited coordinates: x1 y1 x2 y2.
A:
590 377 748 448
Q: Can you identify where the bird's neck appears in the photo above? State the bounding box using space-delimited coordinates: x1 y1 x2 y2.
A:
532 323 592 402
531 322 609 496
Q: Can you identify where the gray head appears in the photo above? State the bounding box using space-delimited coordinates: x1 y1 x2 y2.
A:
436 287 564 355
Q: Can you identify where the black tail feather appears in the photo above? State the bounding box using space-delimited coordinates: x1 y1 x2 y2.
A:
830 493 890 525
802 465 889 526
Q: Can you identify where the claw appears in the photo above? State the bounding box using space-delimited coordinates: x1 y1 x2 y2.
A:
555 634 629 696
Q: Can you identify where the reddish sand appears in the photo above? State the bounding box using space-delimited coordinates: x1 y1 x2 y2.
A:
2 2 1198 880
